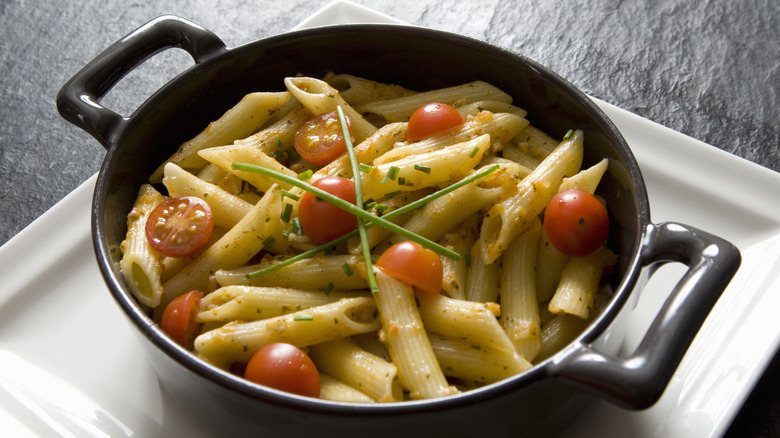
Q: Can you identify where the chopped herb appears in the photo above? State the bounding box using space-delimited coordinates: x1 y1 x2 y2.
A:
374 203 388 212
382 166 400 183
287 148 300 161
342 263 354 276
291 217 303 235
384 190 402 199
262 236 276 247
469 145 480 158
275 138 283 149
281 190 300 201
414 164 432 174
397 176 406 185
364 199 377 209
358 163 373 173
563 129 574 140
464 253 472 267
281 203 293 222
323 283 334 295
293 315 314 321
272 150 284 160
297 169 313 180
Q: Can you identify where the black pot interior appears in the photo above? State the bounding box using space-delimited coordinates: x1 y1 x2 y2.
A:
95 24 647 407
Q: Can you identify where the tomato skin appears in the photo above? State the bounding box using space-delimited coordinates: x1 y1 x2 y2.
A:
544 189 609 257
160 290 203 348
245 343 321 398
406 103 464 141
376 241 443 294
294 111 353 167
145 196 214 258
298 176 358 244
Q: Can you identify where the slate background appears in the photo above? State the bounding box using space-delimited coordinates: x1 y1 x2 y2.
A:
0 0 777 436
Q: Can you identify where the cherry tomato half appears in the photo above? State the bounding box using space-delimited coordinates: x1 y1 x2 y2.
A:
245 342 321 398
406 103 464 141
160 290 203 348
544 189 609 257
376 241 443 294
145 196 214 258
298 176 358 244
294 111 353 167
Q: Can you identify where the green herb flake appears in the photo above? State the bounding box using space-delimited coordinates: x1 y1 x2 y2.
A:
262 236 276 247
358 163 373 173
323 283 334 295
469 145 481 158
275 138 283 149
381 166 400 183
464 253 472 267
281 203 293 222
563 129 574 140
291 217 304 235
287 148 300 161
342 263 354 276
414 164 432 174
384 190 402 199
293 315 314 321
298 169 314 180
281 190 300 201
397 177 406 185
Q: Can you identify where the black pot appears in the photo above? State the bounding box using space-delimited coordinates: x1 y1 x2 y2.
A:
57 16 740 438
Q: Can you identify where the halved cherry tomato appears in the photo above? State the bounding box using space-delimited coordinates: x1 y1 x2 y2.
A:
406 102 464 141
298 176 358 244
160 290 203 348
544 189 609 257
294 111 353 167
376 241 443 294
145 196 214 258
245 342 321 398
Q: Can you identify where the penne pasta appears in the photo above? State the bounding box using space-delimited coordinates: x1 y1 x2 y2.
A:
120 184 165 308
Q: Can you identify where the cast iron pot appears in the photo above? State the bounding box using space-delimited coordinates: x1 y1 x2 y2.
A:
57 16 741 438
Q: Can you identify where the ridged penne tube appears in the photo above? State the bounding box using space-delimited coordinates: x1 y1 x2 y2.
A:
428 333 532 383
558 158 609 193
198 144 297 192
318 373 376 403
308 338 402 402
357 81 512 122
375 111 527 164
548 246 617 319
120 184 165 308
537 314 589 362
478 130 584 264
361 135 491 200
416 293 517 356
284 77 377 143
325 73 415 106
513 125 560 161
194 297 381 367
162 162 253 230
385 164 511 244
157 185 282 312
439 227 475 300
456 100 528 119
197 285 364 322
232 102 313 155
499 216 542 362
214 254 370 290
464 240 500 303
373 270 458 399
151 91 291 181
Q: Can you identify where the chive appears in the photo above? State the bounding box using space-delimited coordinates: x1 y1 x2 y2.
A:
382 166 400 183
469 145 480 158
414 164 432 174
358 163 373 173
232 162 459 260
287 148 300 161
262 236 276 247
384 190 402 199
281 203 293 222
364 199 377 209
291 217 303 235
298 169 313 180
397 176 406 185
342 263 354 276
293 315 314 321
244 164 500 278
374 203 388 212
563 129 574 140
464 253 472 268
337 106 379 294
281 190 300 201
275 138 283 149
323 283 334 295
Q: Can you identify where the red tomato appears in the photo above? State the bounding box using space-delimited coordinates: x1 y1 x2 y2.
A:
160 290 203 348
145 196 214 258
294 111 353 167
544 189 609 257
406 103 464 141
376 241 443 294
298 176 358 244
245 342 321 398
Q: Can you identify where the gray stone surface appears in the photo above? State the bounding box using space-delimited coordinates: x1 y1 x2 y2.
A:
0 0 777 436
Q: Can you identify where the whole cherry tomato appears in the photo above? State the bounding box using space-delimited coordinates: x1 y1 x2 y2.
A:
298 176 358 244
406 102 464 141
544 189 609 257
245 342 321 398
376 240 443 294
160 290 203 348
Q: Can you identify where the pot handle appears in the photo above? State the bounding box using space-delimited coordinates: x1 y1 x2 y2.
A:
56 15 226 148
550 222 741 409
